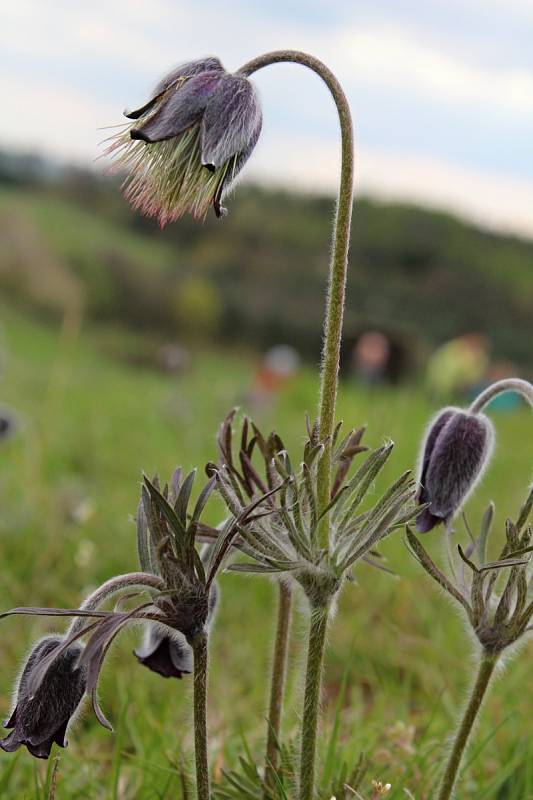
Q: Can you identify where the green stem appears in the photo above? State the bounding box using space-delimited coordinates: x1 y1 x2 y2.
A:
264 581 293 795
298 602 329 800
192 633 210 800
437 651 499 800
238 51 355 550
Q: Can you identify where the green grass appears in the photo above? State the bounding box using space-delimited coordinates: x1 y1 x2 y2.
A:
0 304 531 799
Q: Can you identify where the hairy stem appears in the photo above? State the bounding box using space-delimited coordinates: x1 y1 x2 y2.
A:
192 632 210 800
299 602 330 800
469 378 533 414
264 581 293 795
437 651 499 800
239 51 355 550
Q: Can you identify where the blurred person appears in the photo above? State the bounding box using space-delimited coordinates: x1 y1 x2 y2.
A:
351 330 391 384
426 333 489 400
246 345 301 410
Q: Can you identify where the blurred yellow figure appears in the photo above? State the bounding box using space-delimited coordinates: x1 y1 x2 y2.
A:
426 334 489 399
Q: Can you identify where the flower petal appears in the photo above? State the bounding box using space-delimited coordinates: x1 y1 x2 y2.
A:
125 57 225 119
416 407 458 505
131 72 223 144
211 113 262 217
201 75 262 170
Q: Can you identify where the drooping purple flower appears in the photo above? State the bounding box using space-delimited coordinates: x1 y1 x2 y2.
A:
135 582 218 680
1 637 86 759
134 626 192 679
416 407 494 533
105 57 262 226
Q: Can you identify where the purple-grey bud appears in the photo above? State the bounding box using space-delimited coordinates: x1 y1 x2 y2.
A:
416 407 494 533
1 637 86 759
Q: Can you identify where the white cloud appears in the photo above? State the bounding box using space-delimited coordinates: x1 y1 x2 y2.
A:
330 27 533 115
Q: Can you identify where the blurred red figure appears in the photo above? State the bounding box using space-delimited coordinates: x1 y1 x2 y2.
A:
248 345 301 409
352 331 391 384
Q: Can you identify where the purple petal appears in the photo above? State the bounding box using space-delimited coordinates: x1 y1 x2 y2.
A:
212 117 262 217
125 57 225 120
131 71 223 143
153 57 225 96
201 75 262 170
0 731 21 753
3 709 17 729
417 408 458 504
415 507 443 534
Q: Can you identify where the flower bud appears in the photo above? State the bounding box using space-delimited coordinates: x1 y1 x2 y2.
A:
416 407 494 533
1 637 86 759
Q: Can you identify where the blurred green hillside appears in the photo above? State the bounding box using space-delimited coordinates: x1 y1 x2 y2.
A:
1 150 532 373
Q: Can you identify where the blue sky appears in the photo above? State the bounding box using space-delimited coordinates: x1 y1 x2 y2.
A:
1 0 532 236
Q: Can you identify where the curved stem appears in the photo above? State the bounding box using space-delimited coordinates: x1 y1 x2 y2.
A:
67 572 164 637
437 651 499 800
192 632 210 800
298 602 329 800
469 378 533 414
239 51 355 550
264 581 293 795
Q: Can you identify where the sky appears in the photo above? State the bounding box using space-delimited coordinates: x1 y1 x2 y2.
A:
1 0 533 237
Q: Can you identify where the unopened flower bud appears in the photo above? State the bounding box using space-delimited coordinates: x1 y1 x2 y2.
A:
416 407 494 533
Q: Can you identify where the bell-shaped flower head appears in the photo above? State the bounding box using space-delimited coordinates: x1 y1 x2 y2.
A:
134 625 192 679
1 636 86 759
416 407 494 533
105 57 262 226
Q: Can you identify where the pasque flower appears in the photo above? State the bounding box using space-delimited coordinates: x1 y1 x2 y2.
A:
105 57 262 226
1 637 86 759
416 407 494 533
135 584 218 680
134 625 192 679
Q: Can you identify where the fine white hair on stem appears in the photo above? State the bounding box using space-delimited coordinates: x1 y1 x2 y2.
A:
469 378 533 415
67 573 164 637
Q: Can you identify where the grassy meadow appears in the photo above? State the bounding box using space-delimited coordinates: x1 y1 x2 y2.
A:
0 303 532 799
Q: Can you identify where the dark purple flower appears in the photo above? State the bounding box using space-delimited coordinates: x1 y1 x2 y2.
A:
416 407 494 533
135 582 218 679
106 57 262 225
134 626 192 679
1 636 86 759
